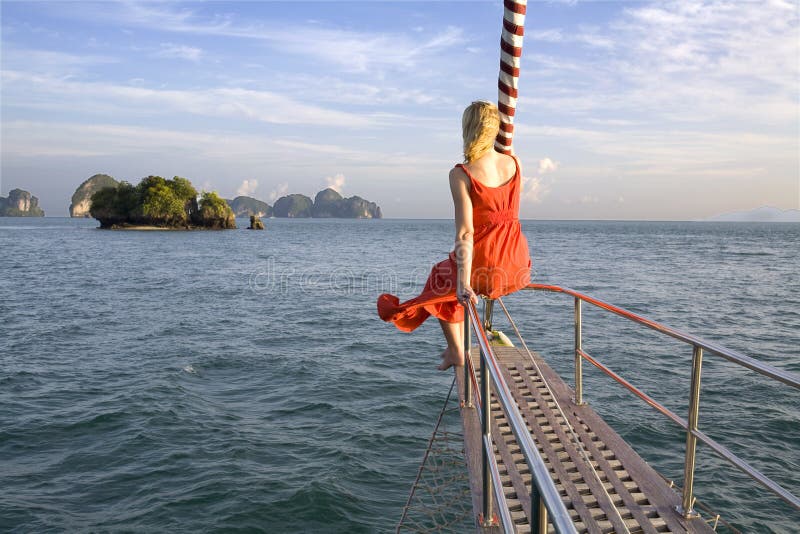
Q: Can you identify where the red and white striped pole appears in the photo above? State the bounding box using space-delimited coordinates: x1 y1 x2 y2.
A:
495 0 527 154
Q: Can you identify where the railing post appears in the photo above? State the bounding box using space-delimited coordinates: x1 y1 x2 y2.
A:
483 298 494 332
680 345 703 518
480 347 495 526
530 484 541 532
530 487 548 534
463 311 472 408
574 297 585 405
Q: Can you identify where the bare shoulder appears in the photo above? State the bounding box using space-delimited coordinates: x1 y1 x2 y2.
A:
449 165 469 186
498 152 519 177
505 155 522 176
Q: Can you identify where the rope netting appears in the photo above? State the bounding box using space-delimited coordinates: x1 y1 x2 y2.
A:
396 379 473 533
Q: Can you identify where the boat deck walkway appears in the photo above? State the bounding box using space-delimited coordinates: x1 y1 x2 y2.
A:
456 345 716 534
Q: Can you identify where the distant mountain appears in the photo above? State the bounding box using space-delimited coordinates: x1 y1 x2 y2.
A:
706 206 800 222
225 196 272 218
272 189 383 218
273 194 313 218
70 174 119 217
0 189 45 217
311 188 382 218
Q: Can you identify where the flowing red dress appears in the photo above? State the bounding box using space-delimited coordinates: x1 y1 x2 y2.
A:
377 158 531 332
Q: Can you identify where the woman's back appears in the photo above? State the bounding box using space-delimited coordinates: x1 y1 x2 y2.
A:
454 152 529 298
457 151 517 189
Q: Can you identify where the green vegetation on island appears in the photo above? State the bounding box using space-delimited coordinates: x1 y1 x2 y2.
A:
273 194 313 218
0 189 45 217
70 171 382 222
311 188 382 219
226 196 273 218
90 176 236 229
70 174 119 217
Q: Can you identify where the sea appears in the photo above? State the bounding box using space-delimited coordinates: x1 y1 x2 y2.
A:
1 217 798 533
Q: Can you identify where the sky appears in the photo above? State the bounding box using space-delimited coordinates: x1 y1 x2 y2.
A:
1 0 798 219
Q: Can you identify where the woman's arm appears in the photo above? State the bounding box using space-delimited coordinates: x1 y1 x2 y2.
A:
449 168 478 304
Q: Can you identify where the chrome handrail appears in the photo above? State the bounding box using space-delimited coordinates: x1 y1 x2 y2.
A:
464 300 577 534
523 284 799 388
521 283 800 515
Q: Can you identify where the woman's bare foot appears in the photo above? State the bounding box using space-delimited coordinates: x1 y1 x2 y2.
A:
437 346 464 371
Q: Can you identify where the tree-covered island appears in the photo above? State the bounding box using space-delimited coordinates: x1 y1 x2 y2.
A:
90 176 236 229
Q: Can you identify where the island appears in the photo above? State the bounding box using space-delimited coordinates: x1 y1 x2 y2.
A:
705 206 800 223
71 172 383 222
90 176 236 229
273 194 313 218
224 189 382 218
0 189 45 217
311 188 382 218
225 196 273 218
70 174 119 217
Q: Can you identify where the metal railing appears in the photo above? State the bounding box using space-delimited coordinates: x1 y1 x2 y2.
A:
518 283 800 517
461 299 577 534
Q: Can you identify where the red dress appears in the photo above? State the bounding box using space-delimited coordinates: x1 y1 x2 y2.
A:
377 158 531 332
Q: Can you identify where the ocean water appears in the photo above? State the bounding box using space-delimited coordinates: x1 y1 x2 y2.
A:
0 217 797 533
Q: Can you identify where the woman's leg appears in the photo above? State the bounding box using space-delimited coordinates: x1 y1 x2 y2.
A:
437 319 464 370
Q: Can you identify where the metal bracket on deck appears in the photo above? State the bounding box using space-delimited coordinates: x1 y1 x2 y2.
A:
477 512 500 527
676 504 701 520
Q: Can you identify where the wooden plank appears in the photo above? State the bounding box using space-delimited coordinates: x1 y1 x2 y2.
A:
505 361 625 533
532 352 706 533
457 344 716 533
487 375 605 533
510 359 662 534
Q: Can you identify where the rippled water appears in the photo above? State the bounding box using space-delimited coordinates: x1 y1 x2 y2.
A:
1 218 798 532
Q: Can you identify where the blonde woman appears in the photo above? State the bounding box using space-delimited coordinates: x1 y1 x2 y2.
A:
378 101 531 370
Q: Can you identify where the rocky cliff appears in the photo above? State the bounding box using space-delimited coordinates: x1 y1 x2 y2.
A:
70 174 119 217
226 196 273 218
273 194 313 218
311 188 382 218
0 189 45 217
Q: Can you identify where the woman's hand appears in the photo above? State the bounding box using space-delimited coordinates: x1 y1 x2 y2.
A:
457 284 479 306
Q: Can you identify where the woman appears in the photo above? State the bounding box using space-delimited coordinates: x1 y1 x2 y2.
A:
377 101 531 370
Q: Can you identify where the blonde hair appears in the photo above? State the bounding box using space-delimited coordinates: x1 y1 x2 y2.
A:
462 100 500 163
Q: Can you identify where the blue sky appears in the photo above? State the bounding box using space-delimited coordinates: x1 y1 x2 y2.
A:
1 0 798 218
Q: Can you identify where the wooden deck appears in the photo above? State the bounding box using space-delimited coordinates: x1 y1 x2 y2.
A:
456 345 716 534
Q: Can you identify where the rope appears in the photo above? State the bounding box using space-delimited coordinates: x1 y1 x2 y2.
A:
495 0 527 154
396 378 473 533
495 296 633 534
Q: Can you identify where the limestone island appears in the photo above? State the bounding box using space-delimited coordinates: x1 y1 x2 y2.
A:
90 176 236 229
225 196 273 218
230 188 382 219
0 189 45 217
70 174 119 217
70 172 382 223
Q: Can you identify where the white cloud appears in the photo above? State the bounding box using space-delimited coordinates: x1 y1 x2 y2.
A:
237 179 258 197
519 157 559 203
537 157 559 174
88 2 465 73
325 173 345 193
0 47 118 75
267 183 289 203
580 195 599 205
2 71 379 128
521 175 545 203
153 43 203 62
